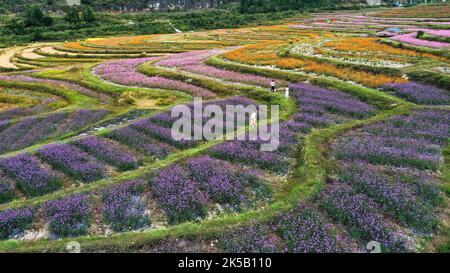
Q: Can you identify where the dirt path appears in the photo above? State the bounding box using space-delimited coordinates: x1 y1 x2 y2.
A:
40 46 77 56
0 47 23 69
20 47 45 60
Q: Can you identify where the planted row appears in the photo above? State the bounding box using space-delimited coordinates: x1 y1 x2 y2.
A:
0 109 108 154
94 58 214 98
73 136 140 171
290 83 375 119
105 126 172 159
381 82 449 105
156 49 282 88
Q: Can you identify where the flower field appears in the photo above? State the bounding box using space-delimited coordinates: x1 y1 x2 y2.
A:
0 4 448 254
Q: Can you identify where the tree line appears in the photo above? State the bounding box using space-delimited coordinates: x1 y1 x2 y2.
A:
239 0 340 13
6 5 95 30
238 0 448 13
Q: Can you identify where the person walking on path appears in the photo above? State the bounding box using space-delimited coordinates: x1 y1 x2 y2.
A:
271 80 276 92
284 85 290 99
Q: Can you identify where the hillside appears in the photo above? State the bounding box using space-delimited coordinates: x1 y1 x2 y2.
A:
1 0 381 13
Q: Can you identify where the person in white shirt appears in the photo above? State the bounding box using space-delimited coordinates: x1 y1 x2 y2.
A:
284 85 289 99
250 110 257 127
271 80 276 92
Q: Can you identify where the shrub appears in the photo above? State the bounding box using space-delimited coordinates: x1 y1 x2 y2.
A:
0 154 63 197
103 180 150 231
0 207 34 239
152 165 208 224
74 136 139 171
0 180 14 204
38 144 106 182
43 194 91 237
277 205 341 253
187 156 246 207
218 223 282 253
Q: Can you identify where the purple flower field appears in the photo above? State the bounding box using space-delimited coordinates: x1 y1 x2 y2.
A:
277 205 342 253
129 96 258 148
0 96 58 121
132 119 198 149
156 49 283 87
0 75 111 104
219 205 343 253
0 117 40 152
1 8 449 252
335 135 442 170
325 109 450 250
208 83 374 173
209 140 289 173
340 163 436 232
10 112 68 152
181 64 280 87
59 109 109 133
156 50 223 67
0 71 446 253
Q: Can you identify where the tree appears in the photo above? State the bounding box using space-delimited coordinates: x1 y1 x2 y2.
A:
64 6 81 23
23 5 53 27
5 17 26 34
32 28 44 41
82 7 96 23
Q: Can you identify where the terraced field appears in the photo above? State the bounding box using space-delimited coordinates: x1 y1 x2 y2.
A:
0 6 449 253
